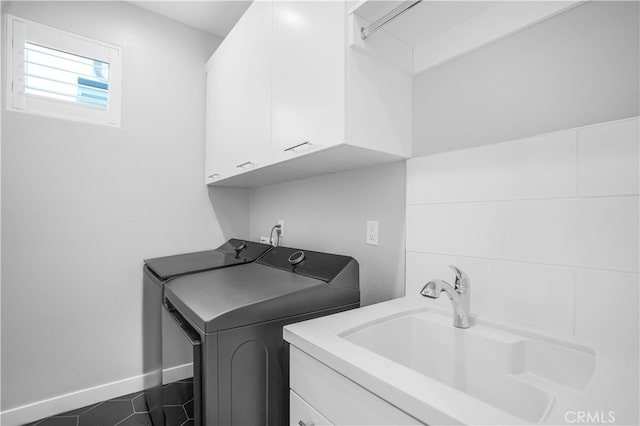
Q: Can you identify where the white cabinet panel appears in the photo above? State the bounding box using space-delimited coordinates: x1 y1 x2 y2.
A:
348 49 412 157
272 1 346 162
227 1 272 171
205 0 412 187
205 1 272 184
290 391 333 426
290 346 422 425
205 50 242 182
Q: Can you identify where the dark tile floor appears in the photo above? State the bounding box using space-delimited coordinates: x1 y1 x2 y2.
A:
24 378 194 426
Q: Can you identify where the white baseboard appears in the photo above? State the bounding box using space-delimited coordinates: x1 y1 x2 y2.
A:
162 362 193 384
0 363 193 426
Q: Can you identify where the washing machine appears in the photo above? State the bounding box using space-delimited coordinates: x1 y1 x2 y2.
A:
142 239 272 426
163 245 360 426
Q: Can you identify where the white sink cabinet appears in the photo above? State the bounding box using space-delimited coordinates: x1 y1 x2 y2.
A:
205 0 411 187
289 346 421 426
284 297 639 425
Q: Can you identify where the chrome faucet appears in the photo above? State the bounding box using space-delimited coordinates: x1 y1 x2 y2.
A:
420 265 471 329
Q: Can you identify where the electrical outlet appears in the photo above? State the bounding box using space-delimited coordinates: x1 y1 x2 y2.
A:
260 236 270 244
278 219 285 237
366 220 379 246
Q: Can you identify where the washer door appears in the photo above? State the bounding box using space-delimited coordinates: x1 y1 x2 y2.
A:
164 299 203 426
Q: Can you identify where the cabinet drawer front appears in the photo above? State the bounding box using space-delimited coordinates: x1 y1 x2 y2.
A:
290 390 334 426
290 347 423 425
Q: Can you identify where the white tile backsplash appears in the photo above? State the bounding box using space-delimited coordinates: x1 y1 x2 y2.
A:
406 252 576 334
407 130 577 204
577 117 640 197
575 269 639 350
406 203 505 258
407 117 640 348
505 197 639 272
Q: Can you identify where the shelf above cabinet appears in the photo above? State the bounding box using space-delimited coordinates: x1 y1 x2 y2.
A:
207 144 406 188
350 0 580 75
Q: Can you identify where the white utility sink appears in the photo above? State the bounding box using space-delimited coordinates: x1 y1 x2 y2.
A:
284 297 638 425
341 311 596 423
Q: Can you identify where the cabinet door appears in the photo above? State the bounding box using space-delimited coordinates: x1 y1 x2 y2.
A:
271 1 346 162
231 0 272 171
290 390 333 426
205 55 241 183
205 1 272 183
290 347 423 425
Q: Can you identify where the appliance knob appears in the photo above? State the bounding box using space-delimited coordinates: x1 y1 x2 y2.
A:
288 250 305 266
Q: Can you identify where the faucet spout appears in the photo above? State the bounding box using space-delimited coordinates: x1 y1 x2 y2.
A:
420 266 471 329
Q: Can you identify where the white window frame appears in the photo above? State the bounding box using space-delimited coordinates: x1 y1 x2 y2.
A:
5 14 122 127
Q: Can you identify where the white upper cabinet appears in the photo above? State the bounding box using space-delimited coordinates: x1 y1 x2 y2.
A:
205 1 272 184
205 0 412 187
205 0 581 187
271 1 346 163
205 32 241 182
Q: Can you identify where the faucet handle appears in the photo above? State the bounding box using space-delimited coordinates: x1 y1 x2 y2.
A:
448 265 469 294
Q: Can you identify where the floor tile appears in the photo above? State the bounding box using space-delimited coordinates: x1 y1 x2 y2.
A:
58 403 101 417
24 392 155 426
183 399 193 419
132 393 149 413
114 413 153 426
163 405 187 426
78 400 133 426
162 381 193 406
30 417 78 426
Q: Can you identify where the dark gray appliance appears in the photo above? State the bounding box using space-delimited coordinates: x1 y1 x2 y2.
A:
143 239 272 426
163 246 360 426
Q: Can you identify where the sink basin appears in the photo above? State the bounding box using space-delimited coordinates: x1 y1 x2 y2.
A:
341 311 596 423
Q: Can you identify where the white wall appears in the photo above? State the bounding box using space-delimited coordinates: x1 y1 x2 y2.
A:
0 5 3 413
406 117 639 353
413 1 640 156
0 1 237 422
250 161 406 306
407 0 639 354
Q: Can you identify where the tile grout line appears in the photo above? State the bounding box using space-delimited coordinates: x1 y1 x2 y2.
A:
113 411 135 426
406 193 640 207
575 128 580 198
572 267 578 338
405 250 640 275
